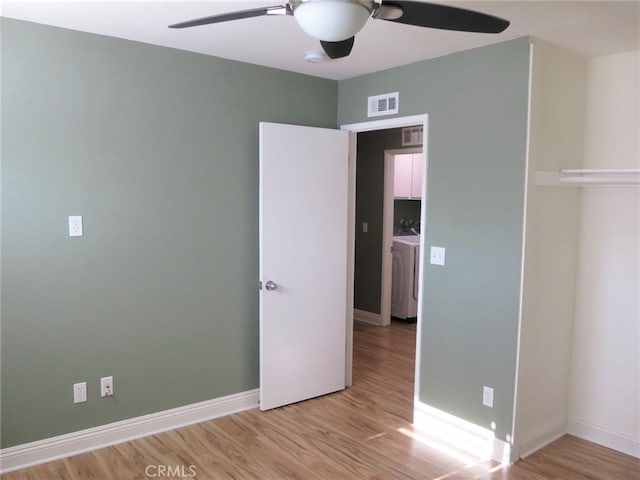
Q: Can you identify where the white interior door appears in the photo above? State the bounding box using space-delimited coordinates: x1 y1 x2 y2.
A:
259 122 349 411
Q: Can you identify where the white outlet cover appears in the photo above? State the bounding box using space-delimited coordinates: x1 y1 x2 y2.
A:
69 215 83 237
73 382 87 403
430 246 446 266
100 376 114 397
483 385 494 408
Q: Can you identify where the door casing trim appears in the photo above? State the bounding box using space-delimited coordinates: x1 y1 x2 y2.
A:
341 114 429 393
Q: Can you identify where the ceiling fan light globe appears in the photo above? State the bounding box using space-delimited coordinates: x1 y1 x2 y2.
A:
293 0 371 42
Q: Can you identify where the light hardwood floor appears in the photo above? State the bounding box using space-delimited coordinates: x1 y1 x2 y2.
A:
3 321 638 479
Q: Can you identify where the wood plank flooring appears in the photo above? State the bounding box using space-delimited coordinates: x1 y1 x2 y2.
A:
3 321 638 479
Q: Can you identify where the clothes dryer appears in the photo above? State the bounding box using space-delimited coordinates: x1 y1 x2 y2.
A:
391 235 420 320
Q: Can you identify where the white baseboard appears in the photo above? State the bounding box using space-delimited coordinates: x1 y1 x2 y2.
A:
0 388 260 474
413 401 512 465
354 309 385 326
517 417 567 459
568 417 640 458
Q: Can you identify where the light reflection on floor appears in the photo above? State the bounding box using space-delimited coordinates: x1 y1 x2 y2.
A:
385 402 513 479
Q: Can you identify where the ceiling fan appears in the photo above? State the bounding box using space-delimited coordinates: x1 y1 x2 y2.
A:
169 0 510 60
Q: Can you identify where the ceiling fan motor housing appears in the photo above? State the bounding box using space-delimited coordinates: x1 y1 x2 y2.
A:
290 0 378 42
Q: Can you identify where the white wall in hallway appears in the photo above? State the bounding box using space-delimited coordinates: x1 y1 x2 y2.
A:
568 50 640 458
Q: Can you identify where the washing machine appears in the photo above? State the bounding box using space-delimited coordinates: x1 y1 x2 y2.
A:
391 235 420 320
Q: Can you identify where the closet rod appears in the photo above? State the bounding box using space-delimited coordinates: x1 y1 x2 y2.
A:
559 175 640 185
535 169 640 187
560 168 640 175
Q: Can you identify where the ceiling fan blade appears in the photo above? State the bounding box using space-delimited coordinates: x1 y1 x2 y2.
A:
320 37 356 59
169 5 290 29
378 1 509 34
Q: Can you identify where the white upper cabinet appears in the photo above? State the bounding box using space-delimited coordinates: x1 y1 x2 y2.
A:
393 153 414 198
394 153 423 199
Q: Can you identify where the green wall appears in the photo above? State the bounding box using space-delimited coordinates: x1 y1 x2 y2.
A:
0 19 337 448
340 38 531 441
2 19 531 449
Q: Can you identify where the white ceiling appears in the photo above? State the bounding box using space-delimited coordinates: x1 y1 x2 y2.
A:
1 1 638 80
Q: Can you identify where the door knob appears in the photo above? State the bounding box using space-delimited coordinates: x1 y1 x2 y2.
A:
265 280 278 291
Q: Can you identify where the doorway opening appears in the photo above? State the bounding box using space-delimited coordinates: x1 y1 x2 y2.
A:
341 115 428 408
385 147 423 324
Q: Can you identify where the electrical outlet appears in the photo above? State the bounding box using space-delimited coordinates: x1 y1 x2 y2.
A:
483 385 494 408
100 376 114 397
69 216 83 237
430 246 446 266
73 382 87 403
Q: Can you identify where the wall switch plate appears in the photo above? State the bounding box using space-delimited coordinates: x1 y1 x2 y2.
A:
362 222 368 233
483 385 494 408
430 246 446 266
100 376 114 397
73 382 87 403
69 216 83 237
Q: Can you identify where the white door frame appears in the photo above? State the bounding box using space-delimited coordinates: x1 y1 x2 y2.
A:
341 114 429 390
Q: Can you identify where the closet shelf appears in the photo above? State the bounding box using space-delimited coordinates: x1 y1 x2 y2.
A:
535 168 640 187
